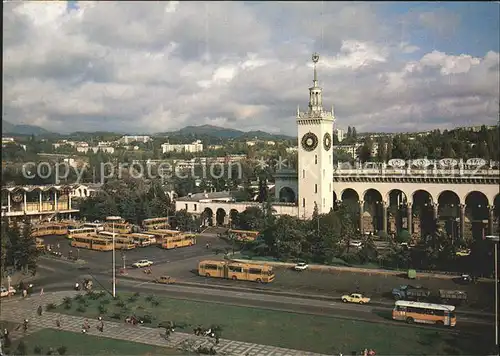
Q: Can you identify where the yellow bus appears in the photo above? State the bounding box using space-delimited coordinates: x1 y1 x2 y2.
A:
67 227 96 239
103 222 132 234
198 260 275 283
392 301 456 327
129 233 156 247
228 229 260 242
31 223 68 237
70 236 113 251
161 233 196 249
97 231 136 250
143 217 170 230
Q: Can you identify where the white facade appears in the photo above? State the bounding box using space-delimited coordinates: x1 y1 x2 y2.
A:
297 53 335 218
120 135 151 144
161 140 203 153
334 128 345 143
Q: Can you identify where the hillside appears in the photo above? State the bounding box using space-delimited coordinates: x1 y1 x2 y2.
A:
2 120 52 135
160 125 294 140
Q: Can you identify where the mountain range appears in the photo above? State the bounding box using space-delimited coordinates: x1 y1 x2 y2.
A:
2 120 294 140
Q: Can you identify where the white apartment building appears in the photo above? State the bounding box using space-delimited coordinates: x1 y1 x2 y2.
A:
161 140 203 153
119 135 151 144
334 128 345 143
336 142 380 160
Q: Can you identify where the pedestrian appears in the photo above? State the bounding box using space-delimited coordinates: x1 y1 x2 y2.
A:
22 289 27 298
37 305 42 316
98 320 104 333
23 319 28 333
57 243 60 249
56 318 61 328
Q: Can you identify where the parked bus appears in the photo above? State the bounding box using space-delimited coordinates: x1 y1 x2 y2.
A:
392 300 456 327
31 223 68 237
161 233 196 249
198 260 275 283
129 233 156 247
70 236 113 251
228 229 259 242
97 231 136 250
143 217 170 230
67 227 96 239
83 222 104 232
103 222 132 234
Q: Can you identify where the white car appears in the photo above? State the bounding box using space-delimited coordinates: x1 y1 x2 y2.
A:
132 260 153 268
0 286 16 298
294 262 309 271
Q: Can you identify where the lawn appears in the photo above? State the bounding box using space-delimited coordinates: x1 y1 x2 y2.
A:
53 291 495 355
9 329 190 355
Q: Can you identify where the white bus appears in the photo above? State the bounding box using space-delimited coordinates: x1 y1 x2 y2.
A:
83 222 105 232
392 300 456 327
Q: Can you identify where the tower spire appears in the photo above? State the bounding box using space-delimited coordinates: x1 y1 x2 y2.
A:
312 52 319 87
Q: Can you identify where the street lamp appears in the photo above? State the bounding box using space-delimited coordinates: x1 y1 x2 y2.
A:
486 235 499 347
106 216 122 298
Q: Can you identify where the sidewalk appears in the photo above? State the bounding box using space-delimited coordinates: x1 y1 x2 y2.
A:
1 292 329 356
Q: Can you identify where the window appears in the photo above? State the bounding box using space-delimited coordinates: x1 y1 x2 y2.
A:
302 198 305 207
194 204 197 211
323 198 325 207
204 264 219 270
228 266 243 273
248 268 262 274
315 184 318 193
185 203 188 210
302 170 305 178
315 155 318 164
329 183 331 192
323 169 325 178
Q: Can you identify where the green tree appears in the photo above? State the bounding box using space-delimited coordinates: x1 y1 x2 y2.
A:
237 207 265 231
262 215 305 259
173 209 200 232
358 138 373 162
18 220 38 274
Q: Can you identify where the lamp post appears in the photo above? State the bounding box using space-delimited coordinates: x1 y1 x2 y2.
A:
106 216 122 298
486 235 499 347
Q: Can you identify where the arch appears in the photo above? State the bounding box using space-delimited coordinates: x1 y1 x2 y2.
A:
465 191 489 240
387 189 408 235
215 208 226 226
411 190 433 205
437 190 461 219
362 189 382 204
278 187 296 203
387 189 407 206
229 209 239 228
412 190 435 239
494 194 500 217
340 188 359 202
362 189 383 233
202 207 214 226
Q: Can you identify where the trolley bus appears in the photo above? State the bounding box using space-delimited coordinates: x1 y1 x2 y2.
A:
161 233 196 249
67 227 96 239
97 231 136 250
31 223 68 237
36 238 45 251
129 233 156 247
392 301 456 327
228 229 260 242
70 236 113 251
198 260 275 283
103 221 132 234
143 217 170 230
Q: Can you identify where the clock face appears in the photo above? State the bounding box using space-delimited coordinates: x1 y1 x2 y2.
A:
323 133 332 151
301 132 318 152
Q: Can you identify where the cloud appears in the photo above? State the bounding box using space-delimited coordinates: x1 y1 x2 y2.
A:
3 1 499 135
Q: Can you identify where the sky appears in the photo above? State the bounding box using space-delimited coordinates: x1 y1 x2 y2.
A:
3 1 499 136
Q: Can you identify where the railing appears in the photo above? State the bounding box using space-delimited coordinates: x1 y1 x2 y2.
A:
333 167 500 177
5 202 72 213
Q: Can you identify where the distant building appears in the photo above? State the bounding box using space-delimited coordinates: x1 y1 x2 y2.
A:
120 135 151 144
161 140 203 153
334 128 345 143
53 140 77 149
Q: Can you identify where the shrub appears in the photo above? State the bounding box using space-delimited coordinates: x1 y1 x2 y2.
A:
33 346 42 354
97 291 106 299
133 292 140 298
62 297 72 305
127 295 137 303
76 305 86 313
141 314 152 324
16 341 27 355
46 303 56 311
75 295 85 302
101 298 110 304
115 300 126 308
110 313 121 320
151 300 160 307
98 305 107 314
145 295 154 302
87 291 99 300
57 346 67 355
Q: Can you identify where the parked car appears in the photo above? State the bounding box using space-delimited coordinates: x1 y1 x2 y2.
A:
132 259 153 268
294 262 309 271
455 249 471 257
155 275 176 284
341 293 370 304
0 286 16 298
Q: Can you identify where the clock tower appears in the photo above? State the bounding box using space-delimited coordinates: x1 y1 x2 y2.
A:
297 53 335 218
